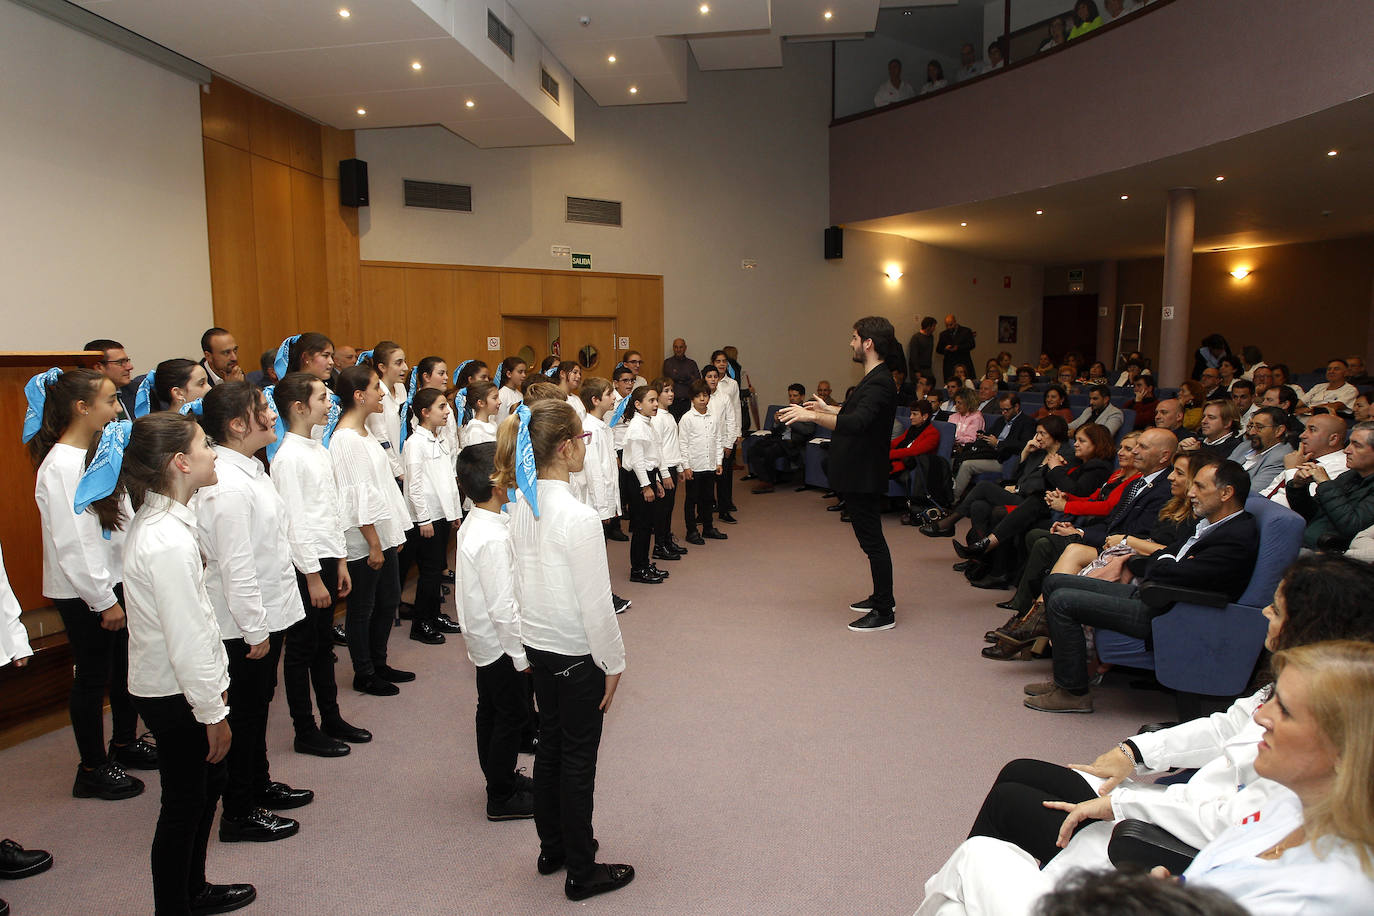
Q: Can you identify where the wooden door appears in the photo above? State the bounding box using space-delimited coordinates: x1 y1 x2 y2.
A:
501 316 551 368
558 318 617 376
1040 294 1100 365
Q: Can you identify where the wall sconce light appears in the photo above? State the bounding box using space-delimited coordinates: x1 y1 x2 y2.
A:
884 266 903 282
1229 267 1251 280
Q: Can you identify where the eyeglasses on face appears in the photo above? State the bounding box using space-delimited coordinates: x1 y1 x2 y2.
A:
103 357 133 367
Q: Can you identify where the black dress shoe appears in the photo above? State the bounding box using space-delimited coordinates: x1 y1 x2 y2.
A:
189 882 256 915
685 532 705 546
72 762 144 800
409 621 445 645
397 602 415 621
739 473 757 481
668 537 687 554
486 789 535 821
651 546 680 562
322 717 372 743
970 575 1014 590
259 781 314 810
538 839 599 875
294 729 349 758
512 769 535 793
703 528 728 540
442 569 456 583
719 503 738 512
996 600 1021 611
353 674 400 696
565 863 636 901
953 537 990 560
376 664 416 683
109 734 158 770
604 528 628 542
629 568 665 584
647 563 669 579
952 560 972 572
218 808 299 843
432 613 462 634
0 839 53 879
718 512 737 524
839 512 851 523
331 625 348 646
918 523 956 538
826 503 846 512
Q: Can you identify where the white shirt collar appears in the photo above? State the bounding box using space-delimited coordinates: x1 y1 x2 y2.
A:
143 491 198 527
213 445 264 477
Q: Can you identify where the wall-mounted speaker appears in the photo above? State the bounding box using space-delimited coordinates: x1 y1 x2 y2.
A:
340 158 369 207
824 225 843 260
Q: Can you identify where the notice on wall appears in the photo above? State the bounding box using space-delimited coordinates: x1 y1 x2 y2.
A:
487 337 501 350
571 252 592 269
618 337 630 350
1068 268 1084 283
1161 306 1175 321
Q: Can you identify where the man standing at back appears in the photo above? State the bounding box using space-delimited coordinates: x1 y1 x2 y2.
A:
909 317 936 378
661 338 699 420
937 314 976 381
778 317 899 632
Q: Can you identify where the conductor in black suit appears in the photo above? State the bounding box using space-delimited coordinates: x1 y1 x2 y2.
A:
937 313 976 381
778 316 899 631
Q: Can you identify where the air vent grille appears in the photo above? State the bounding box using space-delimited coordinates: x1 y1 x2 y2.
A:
404 179 472 212
566 196 622 227
487 10 513 58
541 68 560 103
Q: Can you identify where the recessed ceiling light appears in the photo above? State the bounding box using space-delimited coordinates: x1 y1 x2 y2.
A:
629 86 638 94
338 8 350 18
1119 194 1129 200
824 10 833 20
1327 149 1339 157
700 3 710 14
465 99 475 108
356 107 366 116
607 54 616 63
411 61 422 71
959 221 968 227
1215 175 1224 181
1035 209 1044 215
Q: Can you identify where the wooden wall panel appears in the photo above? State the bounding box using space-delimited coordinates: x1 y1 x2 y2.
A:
248 93 294 166
320 126 355 181
290 170 329 333
200 79 252 150
499 273 542 316
579 276 618 316
250 157 298 356
359 266 408 350
323 189 361 345
454 271 501 363
559 319 618 374
202 139 260 354
614 277 665 372
289 118 324 177
404 268 457 364
541 274 579 316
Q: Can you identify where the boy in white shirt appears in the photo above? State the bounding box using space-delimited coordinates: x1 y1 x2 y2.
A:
606 366 637 541
403 389 463 646
678 380 728 544
579 378 630 614
649 378 687 561
454 442 534 822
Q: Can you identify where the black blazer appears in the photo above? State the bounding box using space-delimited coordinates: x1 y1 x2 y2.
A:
827 364 898 495
1081 468 1174 547
767 418 816 458
1048 457 1113 498
1127 511 1259 603
986 412 1037 462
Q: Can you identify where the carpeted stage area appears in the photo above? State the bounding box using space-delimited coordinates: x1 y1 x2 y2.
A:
1 484 1175 915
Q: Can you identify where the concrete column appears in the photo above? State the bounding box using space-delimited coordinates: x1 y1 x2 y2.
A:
1157 188 1196 387
1097 259 1118 369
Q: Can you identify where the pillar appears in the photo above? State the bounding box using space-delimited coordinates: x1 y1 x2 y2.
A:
1157 188 1196 387
1097 260 1117 369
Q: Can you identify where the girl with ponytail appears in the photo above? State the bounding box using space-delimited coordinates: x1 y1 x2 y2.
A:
460 382 501 448
557 361 586 419
402 388 463 645
495 356 528 421
361 341 409 482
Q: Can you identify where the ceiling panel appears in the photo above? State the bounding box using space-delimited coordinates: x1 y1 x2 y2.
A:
689 32 783 70
289 82 526 130
507 0 772 43
447 114 575 148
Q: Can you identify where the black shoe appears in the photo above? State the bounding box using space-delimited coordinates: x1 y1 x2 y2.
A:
919 522 956 538
331 625 347 646
565 863 636 901
718 512 738 524
486 789 535 821
826 503 846 512
258 781 314 810
719 503 738 512
970 575 1013 590
218 808 299 843
651 546 680 562
409 621 445 645
72 762 144 801
0 839 53 879
822 490 837 499
376 664 416 683
442 569 455 583
538 839 599 875
648 563 669 579
996 600 1021 611
953 537 991 560
189 882 256 915
432 613 462 634
703 529 728 540
629 568 665 584
397 602 415 621
353 674 400 696
109 733 158 770
322 716 372 743
612 595 631 614
604 528 628 542
952 560 972 572
293 729 349 758
668 537 688 555
839 511 852 523
740 473 757 481
512 769 535 793
685 532 705 546
848 610 895 632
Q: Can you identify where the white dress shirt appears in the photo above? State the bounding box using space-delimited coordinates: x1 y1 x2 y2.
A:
35 443 128 611
919 78 947 95
651 410 684 473
609 391 629 451
623 412 665 488
123 493 230 724
567 393 586 419
0 540 33 666
364 381 407 479
497 385 521 421
1155 508 1242 563
454 507 526 670
678 407 724 472
873 80 915 106
403 426 462 524
197 447 306 644
709 378 740 451
956 62 984 81
460 418 498 449
1300 381 1357 409
580 414 619 521
410 406 461 471
1264 450 1349 507
270 432 347 573
510 480 625 674
328 426 411 559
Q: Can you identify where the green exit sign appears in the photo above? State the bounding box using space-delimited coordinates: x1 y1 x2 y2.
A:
571 252 592 269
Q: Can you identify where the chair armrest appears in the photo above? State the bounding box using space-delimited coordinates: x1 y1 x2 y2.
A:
1108 819 1200 875
1138 583 1230 610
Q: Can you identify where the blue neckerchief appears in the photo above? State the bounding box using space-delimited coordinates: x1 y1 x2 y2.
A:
494 362 506 389
609 393 633 427
134 369 157 418
1197 346 1222 370
451 360 476 426
74 420 132 536
727 363 737 380
357 349 375 365
274 334 301 379
321 393 341 447
399 368 418 451
179 398 204 417
21 367 63 443
261 385 286 460
503 403 539 518
544 366 559 380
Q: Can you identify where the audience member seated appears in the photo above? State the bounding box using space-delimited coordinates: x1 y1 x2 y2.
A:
1153 397 1185 434
747 384 815 493
1034 352 1056 378
892 366 918 401
1024 458 1258 713
1067 0 1103 38
1101 0 1144 23
919 60 947 95
1124 376 1157 430
980 360 1009 392
1353 390 1372 422
955 42 983 82
1068 384 1124 436
1285 420 1374 551
937 378 963 417
246 349 277 389
1262 383 1301 415
975 378 1002 414
1263 413 1348 505
951 363 975 389
1298 359 1358 414
1198 366 1224 401
890 399 946 513
1035 385 1074 423
1228 406 1293 491
1178 400 1243 456
1055 366 1083 396
873 57 915 107
1038 15 1069 51
815 380 838 407
950 393 1036 499
1346 354 1371 386
1228 378 1257 427
1271 363 1304 398
1191 333 1234 382
986 39 1006 72
1250 362 1273 394
924 560 1374 916
949 388 985 447
1083 361 1109 385
997 352 1014 374
1216 355 1243 392
1112 359 1149 389
1015 367 1037 392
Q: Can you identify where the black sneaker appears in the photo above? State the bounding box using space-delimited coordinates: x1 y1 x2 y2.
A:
486 789 535 821
848 610 896 632
0 839 53 879
72 762 144 800
109 733 158 770
718 512 738 524
612 595 631 614
848 598 898 613
218 808 299 843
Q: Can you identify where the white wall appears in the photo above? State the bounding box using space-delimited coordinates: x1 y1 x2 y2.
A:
0 1 213 365
357 42 1041 399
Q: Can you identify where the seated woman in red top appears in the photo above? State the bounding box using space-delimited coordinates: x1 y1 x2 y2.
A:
1034 384 1074 422
889 399 945 513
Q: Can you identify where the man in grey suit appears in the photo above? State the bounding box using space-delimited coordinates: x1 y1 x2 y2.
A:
1228 406 1294 492
1068 384 1124 436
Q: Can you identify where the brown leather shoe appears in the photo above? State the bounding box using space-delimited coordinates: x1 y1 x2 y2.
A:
1023 686 1094 713
1023 680 1056 696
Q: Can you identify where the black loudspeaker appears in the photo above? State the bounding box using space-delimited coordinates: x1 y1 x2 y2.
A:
824 225 843 259
340 158 369 207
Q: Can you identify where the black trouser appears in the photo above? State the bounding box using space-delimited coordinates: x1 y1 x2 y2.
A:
654 468 679 546
615 452 633 517
626 472 655 568
413 518 452 624
1043 573 1153 692
967 758 1097 865
960 480 1024 538
747 438 788 484
394 478 419 596
345 546 400 676
284 565 343 734
717 447 736 511
526 646 606 882
222 632 284 819
992 496 1051 544
474 655 530 803
133 694 228 916
1007 528 1074 612
683 471 716 535
55 584 137 767
842 491 893 613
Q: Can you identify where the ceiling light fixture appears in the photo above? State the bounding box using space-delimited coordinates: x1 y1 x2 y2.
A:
1119 194 1129 200
1035 209 1044 215
629 86 638 94
1327 149 1339 157
700 4 710 14
884 265 903 281
824 10 833 20
1230 267 1251 280
356 107 366 115
959 221 968 227
465 100 475 108
607 54 616 63
338 8 350 18
1215 175 1224 181
411 61 422 71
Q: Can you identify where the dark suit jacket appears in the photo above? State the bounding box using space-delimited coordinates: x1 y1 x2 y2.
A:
985 411 1036 462
1081 468 1174 547
827 364 898 495
937 325 976 378
766 418 816 458
1126 511 1259 603
908 332 934 376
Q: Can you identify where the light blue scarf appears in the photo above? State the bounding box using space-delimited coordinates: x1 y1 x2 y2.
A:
21 367 63 443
